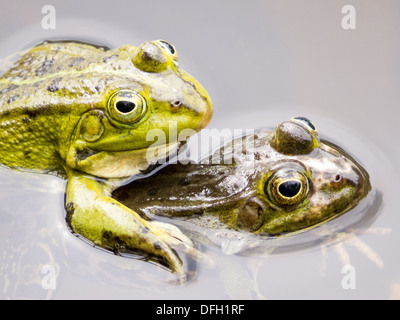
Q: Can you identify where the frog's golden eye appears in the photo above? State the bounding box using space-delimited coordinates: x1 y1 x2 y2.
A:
107 89 147 124
264 169 309 207
155 40 178 62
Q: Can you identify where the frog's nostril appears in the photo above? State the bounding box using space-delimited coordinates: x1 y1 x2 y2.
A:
334 174 342 183
171 99 182 108
187 81 196 88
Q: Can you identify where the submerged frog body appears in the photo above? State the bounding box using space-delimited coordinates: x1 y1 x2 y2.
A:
114 117 371 237
0 40 213 276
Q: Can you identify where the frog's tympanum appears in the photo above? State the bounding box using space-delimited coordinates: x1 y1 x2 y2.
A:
114 117 371 237
0 40 213 276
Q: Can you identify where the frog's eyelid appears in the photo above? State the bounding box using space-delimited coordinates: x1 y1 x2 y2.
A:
133 41 172 72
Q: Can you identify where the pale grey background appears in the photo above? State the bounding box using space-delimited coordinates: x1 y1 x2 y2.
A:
0 0 399 299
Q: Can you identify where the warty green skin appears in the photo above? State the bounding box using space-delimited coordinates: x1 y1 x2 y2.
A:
114 119 371 236
0 40 213 277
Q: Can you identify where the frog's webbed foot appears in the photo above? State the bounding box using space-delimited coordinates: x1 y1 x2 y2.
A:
144 220 205 281
150 221 206 259
65 170 200 280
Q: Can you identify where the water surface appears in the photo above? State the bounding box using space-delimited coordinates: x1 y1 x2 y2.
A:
0 0 399 299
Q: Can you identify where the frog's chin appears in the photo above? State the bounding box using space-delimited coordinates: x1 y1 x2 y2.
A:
71 141 181 179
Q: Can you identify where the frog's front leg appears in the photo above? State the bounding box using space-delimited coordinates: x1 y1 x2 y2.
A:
65 169 193 278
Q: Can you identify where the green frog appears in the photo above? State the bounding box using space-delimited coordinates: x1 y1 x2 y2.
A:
0 40 213 277
114 117 371 239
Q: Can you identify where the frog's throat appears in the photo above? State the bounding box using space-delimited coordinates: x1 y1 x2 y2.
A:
67 141 181 179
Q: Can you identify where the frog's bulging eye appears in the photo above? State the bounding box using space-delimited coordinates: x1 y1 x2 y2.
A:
264 169 309 207
133 41 169 73
158 40 176 55
271 119 320 155
155 40 178 62
107 90 147 124
292 117 317 132
133 40 178 73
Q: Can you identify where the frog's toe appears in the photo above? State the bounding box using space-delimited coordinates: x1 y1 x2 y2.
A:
149 220 208 273
151 220 193 247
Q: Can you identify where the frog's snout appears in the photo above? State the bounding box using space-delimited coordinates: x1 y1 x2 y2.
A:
349 162 371 201
192 90 213 131
177 71 213 131
314 156 371 217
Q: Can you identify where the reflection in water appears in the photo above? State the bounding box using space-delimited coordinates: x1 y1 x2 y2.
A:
316 192 389 277
0 169 64 299
319 226 390 274
390 283 400 300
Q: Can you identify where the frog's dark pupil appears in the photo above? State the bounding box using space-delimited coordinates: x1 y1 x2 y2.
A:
116 101 136 113
160 40 175 54
294 117 316 130
279 180 301 197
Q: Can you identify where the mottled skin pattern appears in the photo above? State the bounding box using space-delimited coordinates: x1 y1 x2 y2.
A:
114 118 371 236
0 40 213 278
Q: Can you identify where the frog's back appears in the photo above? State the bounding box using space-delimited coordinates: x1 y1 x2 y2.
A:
0 41 131 115
1 41 108 81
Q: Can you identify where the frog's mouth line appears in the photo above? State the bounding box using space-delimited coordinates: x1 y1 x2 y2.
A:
74 141 182 179
138 141 188 174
